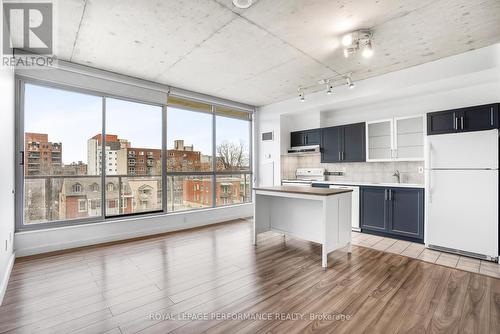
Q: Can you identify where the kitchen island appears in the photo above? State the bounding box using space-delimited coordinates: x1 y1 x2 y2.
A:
253 186 353 268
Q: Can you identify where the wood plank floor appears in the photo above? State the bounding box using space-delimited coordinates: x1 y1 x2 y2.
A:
2 218 500 334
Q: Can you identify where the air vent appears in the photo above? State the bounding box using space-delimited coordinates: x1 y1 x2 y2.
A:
261 132 273 141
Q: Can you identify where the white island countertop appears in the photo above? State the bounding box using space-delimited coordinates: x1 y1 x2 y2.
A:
311 180 425 188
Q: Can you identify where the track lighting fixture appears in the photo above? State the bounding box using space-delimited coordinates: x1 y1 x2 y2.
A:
345 75 355 89
298 89 305 102
341 29 373 59
326 83 333 95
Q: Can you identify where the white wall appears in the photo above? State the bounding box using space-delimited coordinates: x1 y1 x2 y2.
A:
256 44 500 185
0 67 15 304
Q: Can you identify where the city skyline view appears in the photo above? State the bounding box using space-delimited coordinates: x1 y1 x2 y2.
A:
24 84 249 165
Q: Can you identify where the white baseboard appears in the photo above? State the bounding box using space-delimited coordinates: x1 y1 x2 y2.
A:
0 252 15 305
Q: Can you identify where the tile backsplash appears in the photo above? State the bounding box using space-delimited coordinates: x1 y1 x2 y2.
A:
281 154 424 184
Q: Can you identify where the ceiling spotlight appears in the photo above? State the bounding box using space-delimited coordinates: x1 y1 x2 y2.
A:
298 89 305 102
326 83 333 95
341 33 354 47
343 47 356 58
341 29 373 59
362 41 373 58
346 76 355 89
232 0 253 9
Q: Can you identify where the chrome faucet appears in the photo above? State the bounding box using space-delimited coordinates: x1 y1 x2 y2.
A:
393 170 401 183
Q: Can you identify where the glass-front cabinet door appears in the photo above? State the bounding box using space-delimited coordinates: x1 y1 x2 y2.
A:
394 116 424 161
366 119 393 161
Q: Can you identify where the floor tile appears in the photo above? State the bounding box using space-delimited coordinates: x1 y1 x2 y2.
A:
456 257 480 273
399 243 425 259
435 253 460 268
418 249 441 263
385 240 411 254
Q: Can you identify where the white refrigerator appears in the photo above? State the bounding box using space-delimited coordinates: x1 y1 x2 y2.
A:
425 129 499 261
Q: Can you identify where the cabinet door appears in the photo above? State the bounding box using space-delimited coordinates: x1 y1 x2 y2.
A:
427 110 458 135
367 120 393 161
360 187 388 232
290 131 305 147
343 123 366 162
304 128 321 145
388 188 424 240
394 116 424 160
321 126 342 163
462 104 498 132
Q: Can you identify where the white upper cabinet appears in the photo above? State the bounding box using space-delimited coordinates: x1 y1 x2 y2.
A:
366 115 424 162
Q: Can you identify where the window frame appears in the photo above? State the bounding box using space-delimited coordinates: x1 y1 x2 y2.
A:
15 78 253 232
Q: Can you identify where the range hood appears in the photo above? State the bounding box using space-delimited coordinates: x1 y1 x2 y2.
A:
287 145 321 154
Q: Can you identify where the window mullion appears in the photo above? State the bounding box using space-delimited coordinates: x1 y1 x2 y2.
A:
101 97 107 219
162 103 168 214
212 105 216 207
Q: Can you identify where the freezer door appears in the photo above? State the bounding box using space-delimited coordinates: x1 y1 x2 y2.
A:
426 129 498 169
426 169 498 258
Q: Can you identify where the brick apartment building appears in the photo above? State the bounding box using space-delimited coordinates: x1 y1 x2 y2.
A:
117 147 162 175
25 133 62 175
182 176 248 208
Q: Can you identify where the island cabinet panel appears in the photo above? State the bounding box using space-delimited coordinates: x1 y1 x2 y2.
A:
290 128 321 147
427 103 499 135
360 186 424 243
321 122 365 163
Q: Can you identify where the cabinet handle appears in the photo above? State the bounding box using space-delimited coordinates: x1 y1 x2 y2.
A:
491 107 494 126
342 151 345 161
338 152 341 161
384 189 388 201
460 117 465 130
453 116 458 130
389 189 393 201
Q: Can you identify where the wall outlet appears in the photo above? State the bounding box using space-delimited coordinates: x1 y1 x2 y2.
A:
418 166 424 174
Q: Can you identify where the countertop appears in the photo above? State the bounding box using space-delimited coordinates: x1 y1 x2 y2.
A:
310 180 425 189
254 186 353 196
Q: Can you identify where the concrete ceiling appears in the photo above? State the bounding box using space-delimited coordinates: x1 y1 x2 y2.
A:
57 0 500 106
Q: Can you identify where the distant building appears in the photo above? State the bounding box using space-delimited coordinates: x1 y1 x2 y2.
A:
117 147 162 175
58 178 134 219
62 161 88 175
25 133 62 175
167 139 211 172
87 134 129 175
182 176 248 208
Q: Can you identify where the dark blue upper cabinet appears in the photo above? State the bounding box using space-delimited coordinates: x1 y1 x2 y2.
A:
427 103 498 135
321 122 365 163
321 126 342 163
290 128 321 147
342 123 366 162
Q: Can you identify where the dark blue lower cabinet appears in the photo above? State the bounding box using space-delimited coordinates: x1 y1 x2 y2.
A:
360 186 424 243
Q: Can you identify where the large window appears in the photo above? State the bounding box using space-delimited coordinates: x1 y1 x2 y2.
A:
23 84 102 224
105 98 163 216
18 82 252 230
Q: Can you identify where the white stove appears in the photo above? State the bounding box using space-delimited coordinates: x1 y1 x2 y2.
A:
282 168 325 187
